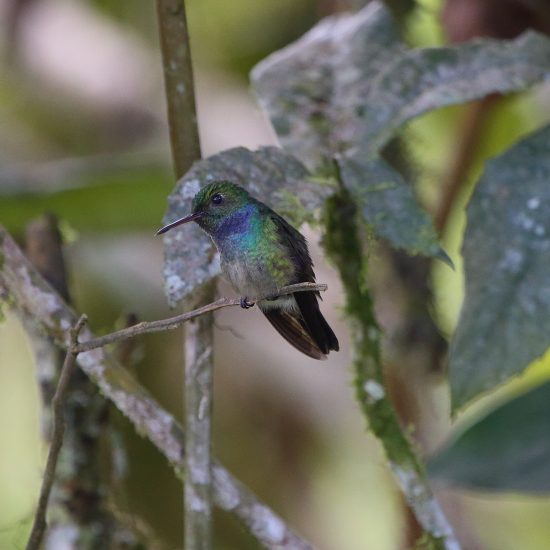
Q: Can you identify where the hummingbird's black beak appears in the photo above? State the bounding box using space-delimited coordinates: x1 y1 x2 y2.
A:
155 211 203 235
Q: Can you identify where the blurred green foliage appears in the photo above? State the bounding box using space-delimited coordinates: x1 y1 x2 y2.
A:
91 0 320 77
0 167 171 235
429 380 550 492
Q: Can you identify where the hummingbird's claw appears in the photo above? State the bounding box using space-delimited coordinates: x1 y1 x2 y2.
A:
240 297 255 309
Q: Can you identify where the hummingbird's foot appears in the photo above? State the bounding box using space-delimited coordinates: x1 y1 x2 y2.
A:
240 297 255 309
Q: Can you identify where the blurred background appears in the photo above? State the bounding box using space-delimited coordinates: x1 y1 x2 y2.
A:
1 0 550 548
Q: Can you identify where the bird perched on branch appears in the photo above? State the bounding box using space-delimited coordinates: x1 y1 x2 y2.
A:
157 181 339 359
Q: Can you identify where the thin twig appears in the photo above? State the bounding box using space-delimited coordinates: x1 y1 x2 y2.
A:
72 283 326 354
0 226 315 550
26 315 88 550
213 320 245 340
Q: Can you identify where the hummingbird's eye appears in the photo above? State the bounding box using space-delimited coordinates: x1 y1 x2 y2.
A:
211 193 223 205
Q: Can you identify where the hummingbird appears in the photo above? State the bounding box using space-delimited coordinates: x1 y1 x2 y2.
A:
157 181 339 360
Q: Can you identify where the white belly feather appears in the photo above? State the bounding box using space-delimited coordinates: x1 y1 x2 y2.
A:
221 257 298 313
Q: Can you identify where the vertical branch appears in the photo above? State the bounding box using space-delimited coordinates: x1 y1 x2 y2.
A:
156 0 201 179
183 282 215 547
155 1 214 548
322 187 461 550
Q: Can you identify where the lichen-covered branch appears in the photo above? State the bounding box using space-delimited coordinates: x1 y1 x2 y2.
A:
322 190 460 550
26 315 88 550
0 226 315 550
182 284 214 549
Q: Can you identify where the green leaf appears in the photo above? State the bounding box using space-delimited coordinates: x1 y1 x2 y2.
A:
251 1 404 172
339 157 448 261
161 146 329 306
253 1 550 165
429 381 550 493
450 125 550 408
361 31 550 155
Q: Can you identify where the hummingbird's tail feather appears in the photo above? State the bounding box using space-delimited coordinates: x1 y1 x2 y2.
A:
261 291 339 360
261 308 327 360
294 291 339 354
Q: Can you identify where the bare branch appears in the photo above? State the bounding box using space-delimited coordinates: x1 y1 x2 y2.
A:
26 315 88 550
0 226 316 550
72 282 326 354
156 0 201 180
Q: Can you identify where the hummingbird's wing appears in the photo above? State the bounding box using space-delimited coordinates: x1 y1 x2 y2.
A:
264 214 339 358
268 213 317 288
262 308 328 360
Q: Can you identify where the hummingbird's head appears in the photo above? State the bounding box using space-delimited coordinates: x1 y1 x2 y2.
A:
156 181 252 236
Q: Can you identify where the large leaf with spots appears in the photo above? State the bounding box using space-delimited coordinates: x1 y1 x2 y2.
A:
160 146 331 306
252 1 550 261
450 125 550 408
253 2 550 162
252 1 404 171
359 31 550 156
429 381 550 492
252 2 444 258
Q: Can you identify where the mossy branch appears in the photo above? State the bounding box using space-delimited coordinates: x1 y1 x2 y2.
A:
322 189 460 550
